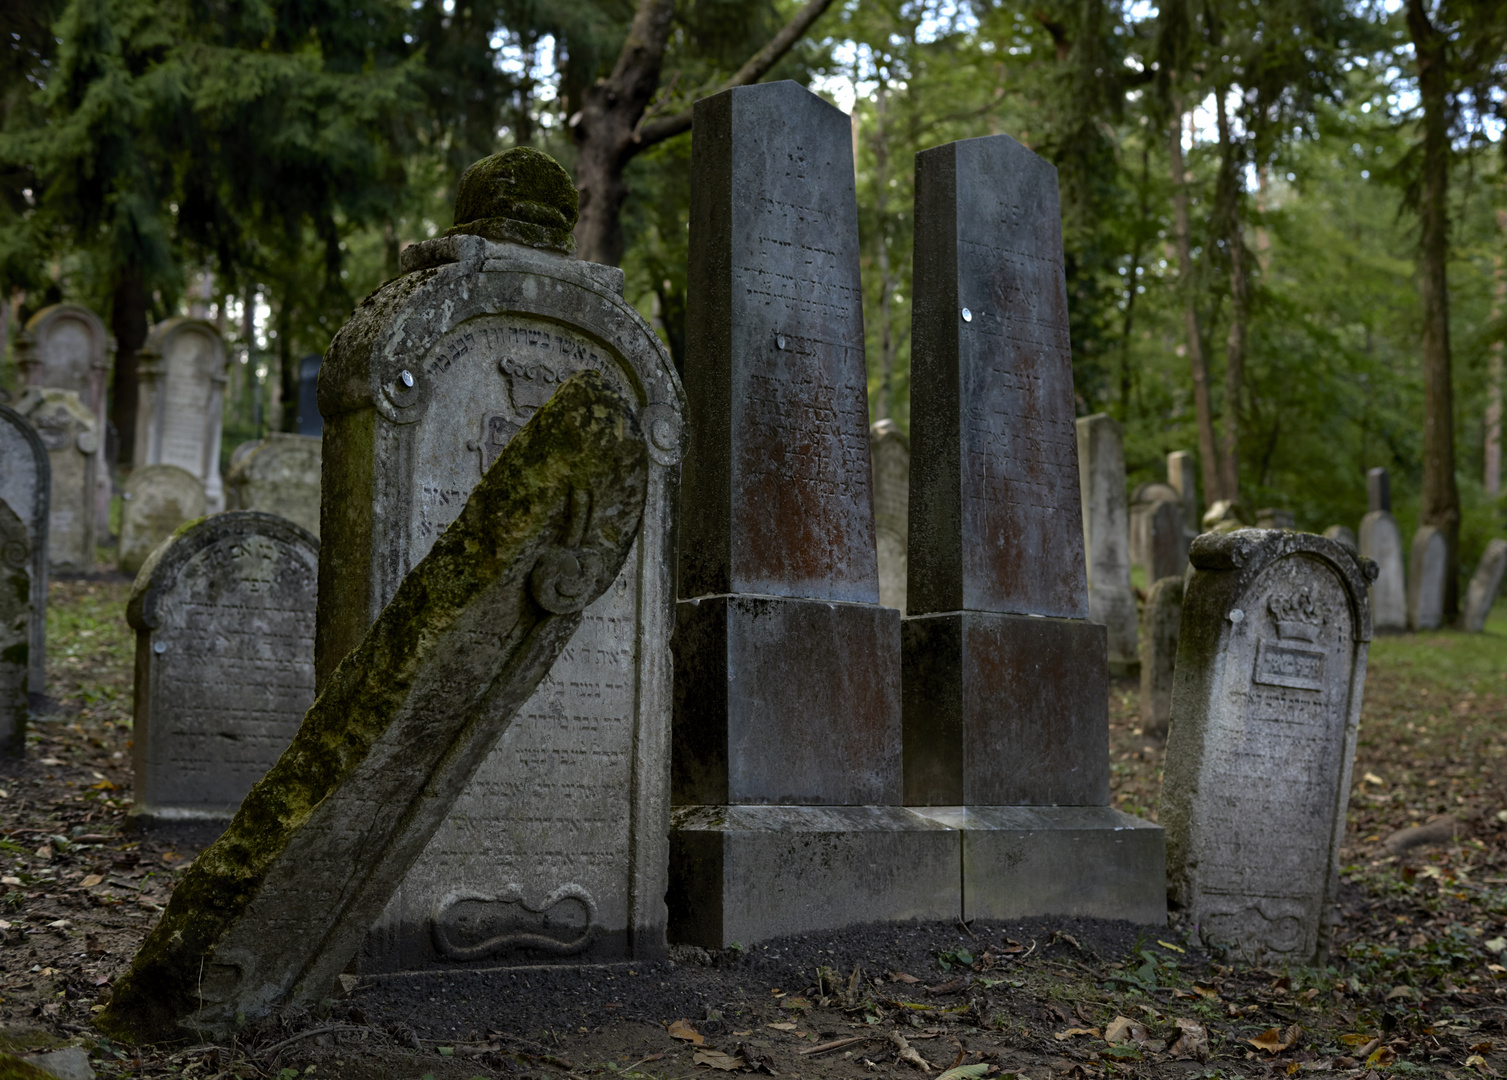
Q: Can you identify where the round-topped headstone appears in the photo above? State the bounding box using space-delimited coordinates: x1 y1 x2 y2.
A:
446 147 579 254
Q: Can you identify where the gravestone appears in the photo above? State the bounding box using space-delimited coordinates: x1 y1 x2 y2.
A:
225 433 322 537
0 404 49 715
1162 530 1375 962
1464 539 1507 633
17 388 97 573
1168 450 1198 533
1202 499 1252 532
871 419 909 610
1256 508 1296 530
671 82 959 948
1407 525 1447 631
134 318 229 512
97 371 648 1042
1323 525 1357 553
0 499 31 756
127 512 318 827
1131 485 1188 583
297 355 323 436
902 133 1163 925
1139 575 1183 737
316 147 683 970
1075 414 1138 673
118 465 207 575
17 304 114 530
1358 469 1405 632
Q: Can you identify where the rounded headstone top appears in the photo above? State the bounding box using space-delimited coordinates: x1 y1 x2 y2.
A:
447 147 579 255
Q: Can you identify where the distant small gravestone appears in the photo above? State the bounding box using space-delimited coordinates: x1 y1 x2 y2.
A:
1162 530 1374 962
0 498 32 756
1323 525 1357 553
0 403 49 715
118 465 207 575
870 419 909 611
1138 575 1183 737
225 433 321 538
1464 539 1507 633
1367 466 1390 512
297 355 323 436
17 388 98 573
134 318 229 512
1076 414 1138 673
1130 483 1185 583
1358 468 1405 632
1167 451 1199 535
127 511 318 827
1256 508 1296 530
1407 525 1447 631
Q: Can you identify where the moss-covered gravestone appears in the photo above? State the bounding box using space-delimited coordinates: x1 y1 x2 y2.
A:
318 148 682 970
96 371 648 1042
0 403 48 730
225 433 322 537
118 465 207 576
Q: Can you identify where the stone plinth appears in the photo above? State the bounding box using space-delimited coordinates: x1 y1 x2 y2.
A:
1075 415 1137 672
134 319 229 512
17 388 97 574
871 420 909 611
1408 525 1446 631
225 433 322 537
1139 575 1183 737
1464 538 1507 633
127 512 318 828
118 465 207 575
1359 510 1405 632
1162 529 1374 962
0 404 49 717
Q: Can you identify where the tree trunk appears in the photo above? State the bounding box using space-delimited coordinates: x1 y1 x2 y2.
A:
110 271 150 468
1167 106 1221 507
1215 86 1246 503
1408 0 1461 618
1486 207 1505 498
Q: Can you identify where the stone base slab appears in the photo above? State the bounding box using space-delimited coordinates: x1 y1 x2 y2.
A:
668 804 1165 948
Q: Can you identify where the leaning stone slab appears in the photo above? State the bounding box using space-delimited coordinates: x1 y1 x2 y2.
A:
127 512 319 828
1407 525 1447 631
118 465 207 575
96 371 647 1041
1464 538 1507 633
0 498 32 756
1162 530 1375 963
17 388 98 573
224 433 322 538
0 403 49 718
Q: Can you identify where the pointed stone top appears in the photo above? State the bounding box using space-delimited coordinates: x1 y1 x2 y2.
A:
448 147 579 255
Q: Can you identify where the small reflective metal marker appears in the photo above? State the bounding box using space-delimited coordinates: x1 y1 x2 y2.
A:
154 640 167 654
400 370 415 388
961 308 972 322
776 335 786 350
1229 609 1245 624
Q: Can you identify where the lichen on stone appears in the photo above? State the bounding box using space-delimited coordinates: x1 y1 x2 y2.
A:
446 147 579 254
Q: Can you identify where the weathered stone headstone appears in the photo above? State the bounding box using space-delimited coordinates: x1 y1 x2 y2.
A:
134 318 229 512
1359 468 1405 631
127 512 318 827
1162 530 1375 962
317 147 682 970
118 465 207 576
1464 539 1507 633
1367 466 1390 513
0 499 32 757
1256 508 1296 530
671 82 958 947
1407 525 1447 631
1168 450 1199 533
1075 414 1138 673
1323 525 1357 553
871 419 909 610
1139 575 1183 737
96 371 648 1042
0 403 49 716
17 304 114 531
17 388 97 573
225 433 322 537
1131 485 1188 583
296 355 323 436
902 133 1163 925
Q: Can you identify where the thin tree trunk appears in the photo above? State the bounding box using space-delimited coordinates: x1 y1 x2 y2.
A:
278 287 297 433
1215 86 1246 503
1407 0 1461 618
1486 207 1505 498
1118 142 1151 420
110 271 150 468
1167 105 1221 506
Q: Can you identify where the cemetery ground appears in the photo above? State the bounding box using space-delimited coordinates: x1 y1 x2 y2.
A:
2 577 1506 1080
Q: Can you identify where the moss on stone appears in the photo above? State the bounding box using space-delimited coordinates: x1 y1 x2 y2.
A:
0 1053 55 1080
446 147 579 254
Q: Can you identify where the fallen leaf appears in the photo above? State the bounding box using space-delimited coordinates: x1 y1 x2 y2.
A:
1386 985 1417 1001
1247 1025 1301 1054
39 757 63 766
934 1066 989 1080
1363 772 1384 785
1156 940 1185 953
669 1019 705 1045
1192 984 1219 999
80 874 104 888
693 1050 744 1071
890 972 920 984
1053 1028 1101 1041
1169 1018 1210 1063
1340 1034 1374 1047
1104 1017 1149 1046
1366 1046 1397 1068
1471 1042 1494 1054
1466 1053 1488 1068
890 1031 932 1072
767 1023 797 1032
90 780 116 791
1485 937 1506 953
160 851 182 864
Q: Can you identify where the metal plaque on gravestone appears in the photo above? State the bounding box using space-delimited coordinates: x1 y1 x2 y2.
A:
225 433 321 538
0 404 49 716
119 465 207 576
1358 509 1405 632
127 512 318 826
317 148 683 970
1464 538 1507 633
871 420 909 611
297 356 323 436
1408 525 1447 631
134 319 229 511
0 498 31 756
18 388 97 573
1162 530 1374 962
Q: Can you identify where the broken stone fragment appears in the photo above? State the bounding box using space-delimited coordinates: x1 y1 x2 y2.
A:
446 145 579 254
95 370 647 1043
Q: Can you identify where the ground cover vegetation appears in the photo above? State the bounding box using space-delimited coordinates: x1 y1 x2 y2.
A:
2 0 1506 611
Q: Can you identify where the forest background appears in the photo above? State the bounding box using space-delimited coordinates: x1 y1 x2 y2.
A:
1 0 1505 611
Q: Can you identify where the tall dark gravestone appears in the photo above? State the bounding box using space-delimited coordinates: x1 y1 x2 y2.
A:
669 82 957 948
0 403 49 721
902 134 1163 924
